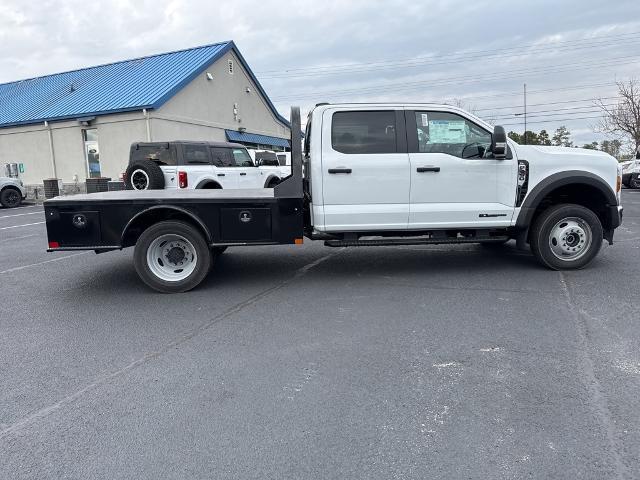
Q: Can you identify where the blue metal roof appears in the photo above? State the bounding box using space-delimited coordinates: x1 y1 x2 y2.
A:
0 41 290 129
226 130 290 148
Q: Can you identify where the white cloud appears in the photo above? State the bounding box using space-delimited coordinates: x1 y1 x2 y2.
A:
1 0 639 144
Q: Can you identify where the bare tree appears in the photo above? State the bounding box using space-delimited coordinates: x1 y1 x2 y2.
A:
596 78 640 154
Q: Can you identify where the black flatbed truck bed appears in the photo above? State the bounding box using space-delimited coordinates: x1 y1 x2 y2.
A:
45 108 305 255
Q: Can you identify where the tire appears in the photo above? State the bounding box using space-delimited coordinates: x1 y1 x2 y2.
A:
0 187 22 208
530 204 603 270
630 177 640 189
266 178 280 188
125 159 165 190
133 221 211 293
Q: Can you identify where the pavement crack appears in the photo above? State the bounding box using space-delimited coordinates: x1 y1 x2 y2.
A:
0 249 343 440
558 272 627 480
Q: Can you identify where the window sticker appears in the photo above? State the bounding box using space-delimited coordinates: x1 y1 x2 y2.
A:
428 120 467 143
420 113 429 127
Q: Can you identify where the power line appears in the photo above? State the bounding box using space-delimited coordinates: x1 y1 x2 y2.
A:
472 96 620 113
272 55 638 101
446 82 617 103
499 115 603 127
257 30 640 77
492 109 605 121
261 37 640 80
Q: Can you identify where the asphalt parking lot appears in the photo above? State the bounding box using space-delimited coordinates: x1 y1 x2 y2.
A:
1 192 639 479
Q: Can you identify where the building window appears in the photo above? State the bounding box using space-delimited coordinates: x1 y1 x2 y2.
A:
83 129 101 178
228 59 234 74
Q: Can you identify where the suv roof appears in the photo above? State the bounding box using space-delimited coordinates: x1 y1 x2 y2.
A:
131 141 247 149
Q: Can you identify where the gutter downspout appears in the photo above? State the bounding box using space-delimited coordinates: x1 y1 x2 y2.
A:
45 121 57 178
143 109 151 141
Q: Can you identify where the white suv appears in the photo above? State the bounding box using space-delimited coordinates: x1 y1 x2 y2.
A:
124 141 290 191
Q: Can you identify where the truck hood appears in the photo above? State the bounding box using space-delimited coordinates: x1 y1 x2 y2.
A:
515 145 614 161
512 144 619 198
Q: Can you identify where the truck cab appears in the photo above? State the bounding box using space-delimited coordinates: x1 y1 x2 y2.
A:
304 104 621 249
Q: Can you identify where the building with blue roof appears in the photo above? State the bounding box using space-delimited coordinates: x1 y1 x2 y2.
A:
0 41 291 186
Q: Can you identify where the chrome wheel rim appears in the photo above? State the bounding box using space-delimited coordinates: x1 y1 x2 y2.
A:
131 169 149 190
146 234 197 282
548 217 592 261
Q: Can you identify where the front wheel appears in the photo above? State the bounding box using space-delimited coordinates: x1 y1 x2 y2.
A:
630 177 640 189
530 204 603 270
133 221 211 293
0 188 22 208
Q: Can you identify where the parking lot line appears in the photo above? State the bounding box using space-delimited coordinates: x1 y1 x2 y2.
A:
0 252 89 274
0 233 38 244
0 221 45 230
0 211 42 219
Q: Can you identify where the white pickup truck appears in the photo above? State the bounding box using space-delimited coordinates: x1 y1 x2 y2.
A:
44 103 623 292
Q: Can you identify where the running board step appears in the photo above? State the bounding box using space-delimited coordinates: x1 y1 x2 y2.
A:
324 236 509 247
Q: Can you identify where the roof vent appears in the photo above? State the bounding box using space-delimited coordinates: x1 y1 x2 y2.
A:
228 59 234 74
70 84 76 93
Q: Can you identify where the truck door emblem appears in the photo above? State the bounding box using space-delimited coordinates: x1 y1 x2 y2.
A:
239 211 252 223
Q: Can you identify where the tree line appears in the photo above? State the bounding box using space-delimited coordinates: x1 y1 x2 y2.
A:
507 127 623 157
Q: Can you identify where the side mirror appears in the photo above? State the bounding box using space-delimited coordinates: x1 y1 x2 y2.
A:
491 126 507 160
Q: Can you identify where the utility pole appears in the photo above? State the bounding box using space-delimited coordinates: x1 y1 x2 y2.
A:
523 83 527 145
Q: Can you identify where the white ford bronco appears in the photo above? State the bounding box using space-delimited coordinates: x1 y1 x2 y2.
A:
124 141 289 191
45 104 623 292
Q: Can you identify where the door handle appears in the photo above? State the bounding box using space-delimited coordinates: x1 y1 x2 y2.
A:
217 173 225 177
417 166 440 173
328 168 352 174
240 172 247 176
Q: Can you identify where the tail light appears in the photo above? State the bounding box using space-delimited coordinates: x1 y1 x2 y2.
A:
48 241 60 249
178 171 188 188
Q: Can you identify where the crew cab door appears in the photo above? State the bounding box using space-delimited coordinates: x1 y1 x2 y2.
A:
406 109 516 228
231 147 264 188
321 109 409 231
209 147 238 188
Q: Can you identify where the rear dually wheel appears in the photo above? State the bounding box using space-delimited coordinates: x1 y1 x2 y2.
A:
134 221 211 293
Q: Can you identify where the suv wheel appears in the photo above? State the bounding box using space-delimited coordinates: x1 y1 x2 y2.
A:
630 177 640 189
125 159 165 190
530 204 603 270
134 221 211 293
0 187 22 208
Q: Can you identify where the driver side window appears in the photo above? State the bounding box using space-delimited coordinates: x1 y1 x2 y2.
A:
414 111 492 158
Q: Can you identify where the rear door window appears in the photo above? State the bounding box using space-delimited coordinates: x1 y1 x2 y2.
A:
183 145 211 164
210 147 234 167
331 111 397 154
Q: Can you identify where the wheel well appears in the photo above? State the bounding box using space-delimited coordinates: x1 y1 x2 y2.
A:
198 181 222 189
121 208 211 248
1 185 20 193
529 183 610 233
265 176 280 187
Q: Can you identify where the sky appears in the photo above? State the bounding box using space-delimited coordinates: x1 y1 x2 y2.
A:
1 0 639 147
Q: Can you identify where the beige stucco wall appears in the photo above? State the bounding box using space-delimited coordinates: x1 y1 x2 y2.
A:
153 50 290 139
0 49 289 186
0 124 53 184
0 113 147 184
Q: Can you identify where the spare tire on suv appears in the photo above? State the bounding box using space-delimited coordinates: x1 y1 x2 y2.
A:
125 159 165 190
